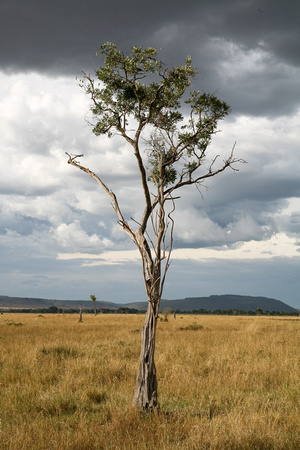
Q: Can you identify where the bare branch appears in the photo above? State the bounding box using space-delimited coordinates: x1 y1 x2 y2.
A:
160 196 175 296
65 152 135 242
164 142 246 196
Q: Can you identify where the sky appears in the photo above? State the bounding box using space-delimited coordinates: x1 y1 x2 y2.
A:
0 0 300 308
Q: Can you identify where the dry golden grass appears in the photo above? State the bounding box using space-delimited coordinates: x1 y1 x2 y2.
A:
0 313 299 449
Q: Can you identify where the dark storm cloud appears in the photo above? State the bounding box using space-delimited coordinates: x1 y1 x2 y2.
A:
1 0 299 116
201 1 300 65
1 0 299 70
0 0 199 74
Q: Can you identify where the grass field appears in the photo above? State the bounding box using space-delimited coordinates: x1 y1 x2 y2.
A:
0 313 299 449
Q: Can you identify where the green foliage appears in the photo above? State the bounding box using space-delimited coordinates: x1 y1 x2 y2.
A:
86 43 196 138
90 294 97 315
147 134 177 187
81 42 232 191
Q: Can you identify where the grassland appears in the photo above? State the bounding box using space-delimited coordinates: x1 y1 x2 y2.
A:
0 313 299 449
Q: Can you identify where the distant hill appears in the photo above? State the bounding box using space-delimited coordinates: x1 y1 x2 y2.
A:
0 294 298 313
129 295 298 313
0 296 120 310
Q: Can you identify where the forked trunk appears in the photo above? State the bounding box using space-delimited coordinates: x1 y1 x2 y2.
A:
133 300 159 410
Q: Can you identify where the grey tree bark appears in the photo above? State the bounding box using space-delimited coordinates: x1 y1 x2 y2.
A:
133 301 159 409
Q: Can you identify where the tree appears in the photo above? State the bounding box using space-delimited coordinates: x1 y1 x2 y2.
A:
66 43 244 410
78 306 83 323
90 294 97 316
161 307 171 322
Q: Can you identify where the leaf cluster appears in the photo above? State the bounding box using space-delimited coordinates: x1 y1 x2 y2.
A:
80 43 237 194
83 43 197 139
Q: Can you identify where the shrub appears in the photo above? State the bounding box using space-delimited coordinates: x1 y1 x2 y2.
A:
179 322 203 331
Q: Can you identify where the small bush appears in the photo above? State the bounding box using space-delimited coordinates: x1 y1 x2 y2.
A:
39 346 80 358
179 322 203 331
87 390 107 404
38 395 77 416
161 308 171 322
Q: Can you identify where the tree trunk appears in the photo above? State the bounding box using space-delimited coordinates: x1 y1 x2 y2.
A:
78 307 83 323
133 300 159 410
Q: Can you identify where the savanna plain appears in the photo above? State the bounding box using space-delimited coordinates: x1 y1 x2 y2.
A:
0 312 299 449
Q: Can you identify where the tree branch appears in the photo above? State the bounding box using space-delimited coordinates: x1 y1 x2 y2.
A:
65 152 136 242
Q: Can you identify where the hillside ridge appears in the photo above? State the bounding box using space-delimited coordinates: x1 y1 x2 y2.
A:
0 294 297 313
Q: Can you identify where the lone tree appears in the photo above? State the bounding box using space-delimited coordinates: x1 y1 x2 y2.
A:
66 43 243 410
90 294 97 315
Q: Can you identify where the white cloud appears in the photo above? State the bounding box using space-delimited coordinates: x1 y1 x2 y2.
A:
0 193 73 226
225 213 269 242
51 222 113 251
173 207 269 246
56 232 300 267
174 207 225 244
173 233 300 261
0 67 299 307
0 226 56 258
57 249 140 265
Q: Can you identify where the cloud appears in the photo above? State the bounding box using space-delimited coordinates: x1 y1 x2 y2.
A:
1 73 299 250
51 222 114 251
0 1 299 116
0 0 299 307
204 39 300 116
57 249 140 266
174 233 300 261
56 231 300 265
